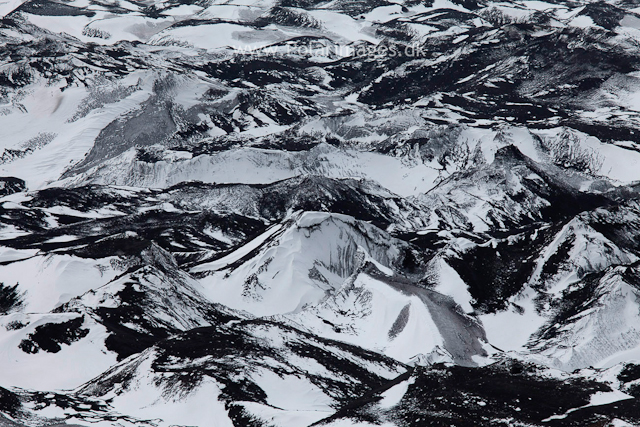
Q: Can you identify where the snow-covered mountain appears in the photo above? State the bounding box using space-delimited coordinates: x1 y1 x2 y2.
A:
4 0 640 425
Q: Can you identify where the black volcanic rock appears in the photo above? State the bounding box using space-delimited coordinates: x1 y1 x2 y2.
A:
324 360 640 427
0 177 25 196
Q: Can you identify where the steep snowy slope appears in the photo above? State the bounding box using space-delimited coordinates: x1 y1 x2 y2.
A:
17 319 406 427
0 241 240 390
192 211 414 315
441 193 640 371
411 144 613 232
282 259 488 366
527 265 640 371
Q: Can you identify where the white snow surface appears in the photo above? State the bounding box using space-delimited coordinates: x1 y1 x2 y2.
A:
194 211 404 316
